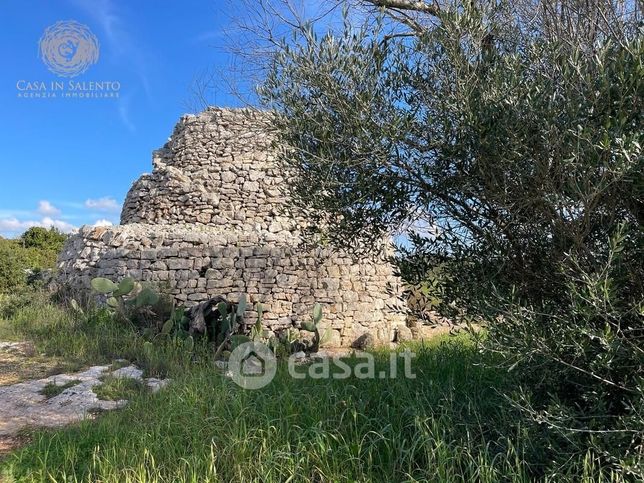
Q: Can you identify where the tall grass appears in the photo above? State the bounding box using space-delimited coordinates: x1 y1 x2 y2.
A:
0 291 185 377
0 292 628 482
4 343 531 482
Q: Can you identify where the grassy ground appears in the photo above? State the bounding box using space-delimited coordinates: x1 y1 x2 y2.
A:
94 375 147 401
0 292 623 482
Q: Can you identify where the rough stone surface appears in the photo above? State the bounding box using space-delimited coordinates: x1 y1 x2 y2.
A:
0 342 34 355
57 107 407 347
0 363 168 437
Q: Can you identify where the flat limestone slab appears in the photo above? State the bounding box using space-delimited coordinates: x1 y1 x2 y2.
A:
0 362 168 438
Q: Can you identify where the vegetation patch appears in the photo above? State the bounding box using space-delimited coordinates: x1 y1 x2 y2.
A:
108 359 131 371
1 289 639 481
39 379 81 399
0 341 83 386
94 375 146 401
0 227 67 293
4 340 527 482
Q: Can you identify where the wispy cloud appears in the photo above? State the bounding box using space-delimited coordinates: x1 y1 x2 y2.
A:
191 30 226 44
68 0 149 79
68 0 152 130
37 200 61 216
0 209 35 219
118 94 136 133
0 217 77 235
84 196 121 212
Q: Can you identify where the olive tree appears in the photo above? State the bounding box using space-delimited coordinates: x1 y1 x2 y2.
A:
251 0 643 476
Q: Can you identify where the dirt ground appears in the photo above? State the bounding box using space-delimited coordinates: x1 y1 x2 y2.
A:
0 341 82 387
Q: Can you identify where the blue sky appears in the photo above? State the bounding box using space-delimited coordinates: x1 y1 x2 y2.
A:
0 0 250 237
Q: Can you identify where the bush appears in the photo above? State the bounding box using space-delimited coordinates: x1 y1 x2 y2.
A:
0 289 38 320
0 228 68 293
20 227 67 251
0 240 29 292
485 225 643 478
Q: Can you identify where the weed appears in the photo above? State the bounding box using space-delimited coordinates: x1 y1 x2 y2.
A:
39 379 81 399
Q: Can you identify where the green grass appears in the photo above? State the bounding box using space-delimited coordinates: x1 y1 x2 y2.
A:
0 290 183 378
94 375 147 401
5 344 531 482
39 379 81 399
0 291 627 482
108 359 131 371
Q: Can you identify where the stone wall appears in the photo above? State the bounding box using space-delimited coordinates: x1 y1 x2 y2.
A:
58 108 407 347
120 109 297 231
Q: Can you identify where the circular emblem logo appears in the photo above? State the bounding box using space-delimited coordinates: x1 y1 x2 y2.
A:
38 20 99 77
228 342 277 390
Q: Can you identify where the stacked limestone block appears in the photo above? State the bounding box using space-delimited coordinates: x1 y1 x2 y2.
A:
58 108 407 347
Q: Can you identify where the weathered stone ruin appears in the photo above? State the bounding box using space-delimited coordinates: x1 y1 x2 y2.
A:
58 108 408 347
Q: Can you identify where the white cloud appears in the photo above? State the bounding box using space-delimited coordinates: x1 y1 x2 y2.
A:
0 217 77 235
85 197 121 212
0 217 28 233
92 219 113 227
0 200 77 236
37 200 61 216
41 217 77 232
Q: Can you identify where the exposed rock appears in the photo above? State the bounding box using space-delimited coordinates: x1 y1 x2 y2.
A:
395 325 414 343
352 333 376 350
321 329 342 348
0 342 35 357
292 351 307 360
0 363 169 438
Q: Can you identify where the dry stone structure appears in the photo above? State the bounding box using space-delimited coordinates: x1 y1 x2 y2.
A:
58 108 407 347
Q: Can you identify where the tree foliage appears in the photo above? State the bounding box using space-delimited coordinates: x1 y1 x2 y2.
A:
0 228 68 292
20 226 67 251
257 0 643 477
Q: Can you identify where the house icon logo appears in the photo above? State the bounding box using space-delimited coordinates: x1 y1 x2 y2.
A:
228 342 277 389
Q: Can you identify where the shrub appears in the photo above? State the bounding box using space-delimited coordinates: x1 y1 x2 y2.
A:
0 228 68 293
485 225 643 478
0 239 29 292
20 227 67 251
